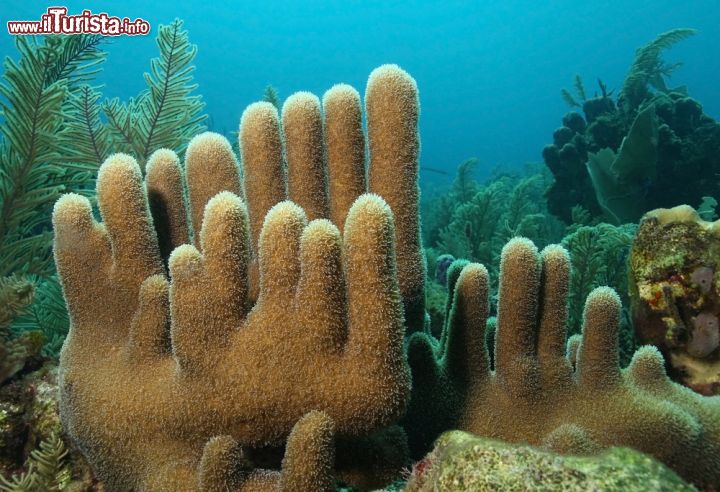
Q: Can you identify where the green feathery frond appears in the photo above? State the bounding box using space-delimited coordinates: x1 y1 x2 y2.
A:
0 37 67 277
0 469 34 492
560 88 580 108
0 433 70 492
0 275 34 333
102 95 138 151
61 84 111 167
11 275 68 356
561 223 637 365
570 205 592 228
104 19 206 167
560 74 587 108
452 157 479 203
500 174 543 240
44 34 105 89
263 84 281 111
0 35 104 278
29 433 71 491
574 74 586 101
619 28 697 112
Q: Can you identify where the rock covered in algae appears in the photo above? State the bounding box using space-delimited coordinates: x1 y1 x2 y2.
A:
404 431 694 491
629 204 720 395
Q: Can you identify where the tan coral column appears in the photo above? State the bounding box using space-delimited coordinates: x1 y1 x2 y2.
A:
365 64 426 331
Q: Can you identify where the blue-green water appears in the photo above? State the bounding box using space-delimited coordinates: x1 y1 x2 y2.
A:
2 0 718 185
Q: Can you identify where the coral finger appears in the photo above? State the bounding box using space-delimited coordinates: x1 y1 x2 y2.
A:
567 334 582 369
200 192 250 321
96 153 163 282
343 195 405 367
296 219 346 352
257 202 306 303
185 132 243 249
323 84 366 231
494 238 541 390
197 435 251 492
537 245 573 380
128 274 170 360
444 263 491 384
577 287 622 388
52 193 111 326
282 92 329 221
279 411 335 492
168 244 207 372
146 149 190 262
240 102 287 256
627 345 673 394
365 64 425 331
438 259 469 358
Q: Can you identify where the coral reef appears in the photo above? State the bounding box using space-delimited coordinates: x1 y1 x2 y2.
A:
406 432 694 491
630 204 720 395
0 276 41 384
544 29 720 224
53 65 425 490
22 25 717 488
0 364 97 490
405 237 720 488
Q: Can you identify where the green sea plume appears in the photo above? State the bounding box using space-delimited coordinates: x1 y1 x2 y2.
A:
619 28 697 113
103 19 206 168
0 433 71 492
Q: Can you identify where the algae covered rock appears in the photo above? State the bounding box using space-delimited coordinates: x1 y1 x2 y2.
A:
630 205 720 395
406 431 694 491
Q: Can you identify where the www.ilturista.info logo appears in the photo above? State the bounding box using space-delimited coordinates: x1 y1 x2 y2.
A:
7 7 150 36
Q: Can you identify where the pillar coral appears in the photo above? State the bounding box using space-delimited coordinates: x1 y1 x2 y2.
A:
405 238 720 489
53 65 422 490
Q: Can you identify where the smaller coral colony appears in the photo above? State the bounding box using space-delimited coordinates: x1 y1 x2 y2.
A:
1 20 719 492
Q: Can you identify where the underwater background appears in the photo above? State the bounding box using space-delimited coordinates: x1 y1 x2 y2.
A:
3 0 720 183
1 1 720 490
